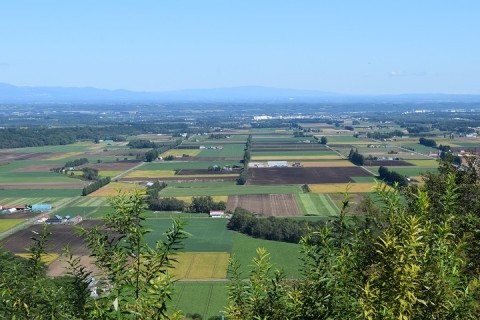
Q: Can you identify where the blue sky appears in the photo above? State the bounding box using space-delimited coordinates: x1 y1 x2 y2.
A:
0 1 479 94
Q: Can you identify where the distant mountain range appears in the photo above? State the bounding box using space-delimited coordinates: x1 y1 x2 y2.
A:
1 82 480 104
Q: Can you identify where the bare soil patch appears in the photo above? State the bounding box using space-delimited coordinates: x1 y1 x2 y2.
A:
226 194 301 216
1 220 105 254
0 212 37 219
363 160 414 166
0 152 52 162
248 167 373 185
14 164 58 172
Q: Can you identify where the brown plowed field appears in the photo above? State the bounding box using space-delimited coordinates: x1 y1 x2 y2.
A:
248 167 373 185
1 220 106 254
15 164 58 172
363 160 414 166
226 194 301 216
0 152 52 162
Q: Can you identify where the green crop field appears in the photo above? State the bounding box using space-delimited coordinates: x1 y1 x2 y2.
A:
197 144 245 158
252 150 337 157
401 143 438 153
0 172 76 183
0 197 72 207
171 282 228 319
70 197 108 207
0 189 80 197
141 161 241 170
160 185 302 197
350 176 378 183
231 232 302 278
145 218 234 252
53 206 114 218
0 219 25 232
296 193 339 216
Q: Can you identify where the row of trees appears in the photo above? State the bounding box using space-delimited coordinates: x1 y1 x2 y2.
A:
378 166 408 187
148 195 226 213
227 159 480 318
227 208 324 243
419 137 437 147
81 177 110 196
143 139 183 162
366 129 404 140
237 135 252 185
64 158 89 168
348 148 365 165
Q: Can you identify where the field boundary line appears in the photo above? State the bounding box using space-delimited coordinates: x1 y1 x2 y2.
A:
319 194 337 216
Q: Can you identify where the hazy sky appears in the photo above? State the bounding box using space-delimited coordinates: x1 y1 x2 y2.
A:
1 1 479 94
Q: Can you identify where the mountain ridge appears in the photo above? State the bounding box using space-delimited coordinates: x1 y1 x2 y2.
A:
0 82 479 104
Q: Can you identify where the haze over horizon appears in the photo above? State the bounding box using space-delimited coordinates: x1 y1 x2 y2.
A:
1 1 479 95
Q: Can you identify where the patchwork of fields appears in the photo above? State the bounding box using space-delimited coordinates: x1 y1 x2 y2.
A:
2 125 479 318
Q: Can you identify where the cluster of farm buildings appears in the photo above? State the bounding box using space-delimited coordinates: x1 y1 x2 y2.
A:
0 203 83 225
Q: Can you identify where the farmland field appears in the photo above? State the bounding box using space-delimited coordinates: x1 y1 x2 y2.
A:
226 194 302 216
295 193 339 216
0 189 80 197
145 218 233 252
141 161 241 170
171 282 228 319
308 183 385 193
406 159 439 166
160 185 302 197
0 197 72 207
365 166 438 177
197 144 245 158
299 160 354 167
231 232 302 278
248 167 373 185
0 219 25 232
161 149 201 157
168 252 230 279
88 182 145 197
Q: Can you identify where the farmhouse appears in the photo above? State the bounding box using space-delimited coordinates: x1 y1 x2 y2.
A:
209 210 225 218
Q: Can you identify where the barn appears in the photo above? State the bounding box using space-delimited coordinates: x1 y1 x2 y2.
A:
31 204 52 211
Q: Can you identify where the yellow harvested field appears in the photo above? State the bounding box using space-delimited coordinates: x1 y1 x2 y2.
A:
309 183 391 193
252 155 343 161
406 159 439 166
88 182 145 197
16 253 60 265
168 252 230 279
126 170 176 178
161 149 201 157
46 152 84 160
297 161 354 167
175 196 229 203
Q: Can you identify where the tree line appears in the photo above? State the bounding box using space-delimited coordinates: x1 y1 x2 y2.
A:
348 148 365 165
227 208 324 243
81 177 110 196
378 166 408 187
